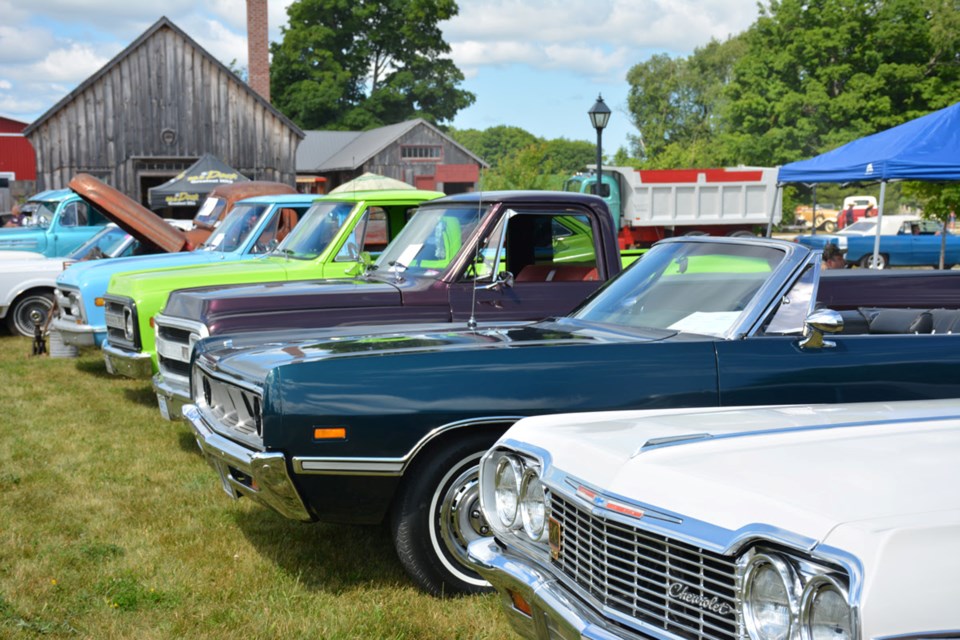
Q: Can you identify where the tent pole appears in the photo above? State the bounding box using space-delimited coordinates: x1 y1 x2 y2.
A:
767 185 782 238
811 184 817 236
871 181 887 269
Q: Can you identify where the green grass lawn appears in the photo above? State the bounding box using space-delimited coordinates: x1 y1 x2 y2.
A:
0 336 514 639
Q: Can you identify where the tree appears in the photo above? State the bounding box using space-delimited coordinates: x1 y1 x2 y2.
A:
721 0 960 166
625 36 745 166
449 126 540 168
478 143 557 190
270 0 475 130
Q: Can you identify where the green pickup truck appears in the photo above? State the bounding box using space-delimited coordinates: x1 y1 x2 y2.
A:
101 188 443 378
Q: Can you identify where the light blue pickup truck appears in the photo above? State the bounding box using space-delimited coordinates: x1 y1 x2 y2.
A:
0 189 109 256
53 193 319 347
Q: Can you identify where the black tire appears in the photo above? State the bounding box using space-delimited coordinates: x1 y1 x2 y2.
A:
727 230 756 238
859 253 888 269
683 230 708 236
6 291 54 337
390 431 498 596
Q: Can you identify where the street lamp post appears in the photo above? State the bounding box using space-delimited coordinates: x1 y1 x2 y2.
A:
588 94 611 198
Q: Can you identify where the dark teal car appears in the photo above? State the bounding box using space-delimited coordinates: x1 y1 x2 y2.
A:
183 237 960 597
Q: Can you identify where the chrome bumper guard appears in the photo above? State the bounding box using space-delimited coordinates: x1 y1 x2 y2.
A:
183 404 312 522
102 340 153 378
152 373 189 422
50 316 102 347
467 538 648 640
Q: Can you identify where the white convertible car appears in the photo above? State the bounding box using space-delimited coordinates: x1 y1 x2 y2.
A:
468 399 960 640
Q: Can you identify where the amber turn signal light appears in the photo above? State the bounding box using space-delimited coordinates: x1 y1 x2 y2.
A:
313 427 347 441
508 589 533 617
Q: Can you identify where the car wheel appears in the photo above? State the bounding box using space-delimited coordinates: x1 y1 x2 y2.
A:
390 432 497 596
727 230 756 238
821 220 837 233
683 230 708 236
6 291 54 337
859 253 888 269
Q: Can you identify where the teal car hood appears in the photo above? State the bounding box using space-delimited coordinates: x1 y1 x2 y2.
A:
196 318 671 385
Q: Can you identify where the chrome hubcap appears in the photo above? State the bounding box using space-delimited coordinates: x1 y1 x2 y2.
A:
438 466 488 570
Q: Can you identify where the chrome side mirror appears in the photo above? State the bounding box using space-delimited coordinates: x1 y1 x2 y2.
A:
799 308 844 349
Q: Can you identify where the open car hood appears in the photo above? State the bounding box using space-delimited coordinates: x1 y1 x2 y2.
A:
69 174 189 253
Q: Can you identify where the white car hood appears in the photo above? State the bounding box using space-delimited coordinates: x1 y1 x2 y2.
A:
0 256 68 274
508 400 960 545
0 250 45 261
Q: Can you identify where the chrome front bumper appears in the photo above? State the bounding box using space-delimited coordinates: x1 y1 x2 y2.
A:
467 538 648 640
183 404 312 522
50 316 103 347
152 372 189 422
102 340 153 378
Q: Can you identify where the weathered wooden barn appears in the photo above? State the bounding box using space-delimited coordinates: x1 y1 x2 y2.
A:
296 119 487 194
23 16 303 207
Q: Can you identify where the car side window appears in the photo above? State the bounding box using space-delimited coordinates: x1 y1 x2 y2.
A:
458 211 600 283
60 202 78 227
333 210 369 262
761 264 816 335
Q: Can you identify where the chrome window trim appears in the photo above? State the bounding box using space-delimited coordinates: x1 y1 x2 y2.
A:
634 414 960 456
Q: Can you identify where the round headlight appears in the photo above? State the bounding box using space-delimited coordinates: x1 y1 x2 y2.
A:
494 456 522 528
123 308 135 341
743 554 796 640
801 576 853 640
519 469 547 540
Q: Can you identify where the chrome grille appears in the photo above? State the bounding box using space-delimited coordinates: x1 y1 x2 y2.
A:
196 370 263 444
155 316 205 381
103 299 135 348
550 493 739 640
54 287 84 324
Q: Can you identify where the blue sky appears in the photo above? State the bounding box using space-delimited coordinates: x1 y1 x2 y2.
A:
0 0 763 155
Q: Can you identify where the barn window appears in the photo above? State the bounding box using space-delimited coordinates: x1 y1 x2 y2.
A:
400 145 443 161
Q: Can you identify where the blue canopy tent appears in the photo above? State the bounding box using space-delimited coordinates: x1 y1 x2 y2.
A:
776 101 960 266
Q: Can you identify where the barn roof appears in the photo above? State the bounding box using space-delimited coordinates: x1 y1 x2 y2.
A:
296 118 487 172
23 16 303 140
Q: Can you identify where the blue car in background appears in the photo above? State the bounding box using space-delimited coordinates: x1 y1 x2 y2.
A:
796 214 960 269
0 189 110 256
53 193 319 347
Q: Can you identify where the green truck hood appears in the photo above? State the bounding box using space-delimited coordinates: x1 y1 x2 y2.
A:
106 255 315 299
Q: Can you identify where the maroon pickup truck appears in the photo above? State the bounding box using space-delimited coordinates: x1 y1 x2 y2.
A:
151 191 636 419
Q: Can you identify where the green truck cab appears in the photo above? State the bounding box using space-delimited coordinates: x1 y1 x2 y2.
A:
101 189 442 378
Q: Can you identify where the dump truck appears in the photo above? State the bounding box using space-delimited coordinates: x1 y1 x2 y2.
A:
563 166 780 249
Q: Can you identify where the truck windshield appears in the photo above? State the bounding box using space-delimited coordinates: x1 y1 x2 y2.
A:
573 241 784 337
201 203 270 253
66 225 130 260
273 201 356 260
21 201 59 227
193 197 228 229
374 204 490 277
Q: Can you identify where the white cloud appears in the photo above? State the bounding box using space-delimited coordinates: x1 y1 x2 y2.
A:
0 80 11 90
30 43 111 84
445 0 761 62
0 24 56 63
